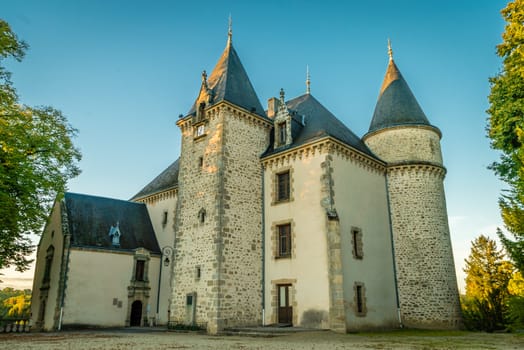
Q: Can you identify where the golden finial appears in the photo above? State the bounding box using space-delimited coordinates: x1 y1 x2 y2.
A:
306 65 311 94
388 38 393 60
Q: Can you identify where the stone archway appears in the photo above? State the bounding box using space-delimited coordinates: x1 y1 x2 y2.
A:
130 300 142 326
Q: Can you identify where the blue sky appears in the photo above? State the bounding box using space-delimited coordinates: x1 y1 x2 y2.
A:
0 0 508 291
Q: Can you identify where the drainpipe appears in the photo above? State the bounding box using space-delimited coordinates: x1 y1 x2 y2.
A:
156 253 163 319
385 174 402 328
261 164 266 326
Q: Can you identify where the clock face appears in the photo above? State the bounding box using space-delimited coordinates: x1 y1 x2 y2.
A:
196 125 205 136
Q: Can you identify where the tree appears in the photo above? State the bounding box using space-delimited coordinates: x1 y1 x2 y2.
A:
463 235 514 331
487 0 524 271
0 20 81 271
0 287 30 318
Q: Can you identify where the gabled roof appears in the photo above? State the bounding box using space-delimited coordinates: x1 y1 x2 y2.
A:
131 158 179 200
64 192 160 253
186 37 266 118
262 93 375 158
368 59 430 134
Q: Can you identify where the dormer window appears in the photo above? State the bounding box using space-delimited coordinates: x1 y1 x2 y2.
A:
278 122 287 145
273 89 293 149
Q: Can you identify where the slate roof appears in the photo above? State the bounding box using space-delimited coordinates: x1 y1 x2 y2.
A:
262 93 376 158
186 39 266 118
368 59 430 134
64 192 160 253
131 159 179 200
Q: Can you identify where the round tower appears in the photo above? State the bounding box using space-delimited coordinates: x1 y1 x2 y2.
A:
363 46 462 329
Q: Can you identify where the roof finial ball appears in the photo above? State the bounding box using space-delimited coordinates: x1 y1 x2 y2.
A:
388 38 393 61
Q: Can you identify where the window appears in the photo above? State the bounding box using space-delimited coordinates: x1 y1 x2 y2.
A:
278 122 286 145
135 260 145 281
198 208 206 224
276 171 290 202
196 124 205 137
162 211 168 227
278 224 291 258
351 227 363 259
195 266 201 280
354 282 367 316
42 245 54 285
198 156 204 168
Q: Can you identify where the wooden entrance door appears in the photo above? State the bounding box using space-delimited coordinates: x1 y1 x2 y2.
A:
278 284 292 325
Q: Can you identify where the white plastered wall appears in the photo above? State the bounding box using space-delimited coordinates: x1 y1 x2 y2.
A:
62 249 160 327
264 153 330 328
331 152 399 329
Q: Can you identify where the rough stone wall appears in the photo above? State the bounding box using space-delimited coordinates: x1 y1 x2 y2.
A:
171 103 270 333
365 126 462 329
364 126 443 165
386 165 462 328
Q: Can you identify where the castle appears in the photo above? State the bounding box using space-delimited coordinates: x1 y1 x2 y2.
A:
30 29 462 333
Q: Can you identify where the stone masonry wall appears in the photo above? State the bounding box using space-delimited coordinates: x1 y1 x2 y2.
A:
387 165 462 328
172 103 270 333
365 126 462 329
218 107 269 329
364 126 442 165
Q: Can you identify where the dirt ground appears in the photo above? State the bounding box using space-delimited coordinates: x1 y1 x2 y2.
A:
0 328 523 350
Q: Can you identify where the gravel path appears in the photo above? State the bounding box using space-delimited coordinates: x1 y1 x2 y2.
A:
0 329 523 349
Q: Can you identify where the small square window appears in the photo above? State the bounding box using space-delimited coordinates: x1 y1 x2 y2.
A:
135 260 145 281
196 124 205 137
277 223 291 258
162 211 168 226
352 227 363 260
196 266 201 280
198 209 206 224
354 282 367 316
278 122 286 145
276 171 290 202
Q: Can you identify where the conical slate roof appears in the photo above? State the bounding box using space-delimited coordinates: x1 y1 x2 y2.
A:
368 59 430 133
262 93 375 158
131 159 179 200
187 37 266 118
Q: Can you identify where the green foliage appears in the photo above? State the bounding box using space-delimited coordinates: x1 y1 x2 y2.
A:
0 19 81 271
487 0 524 271
462 235 513 331
0 287 31 319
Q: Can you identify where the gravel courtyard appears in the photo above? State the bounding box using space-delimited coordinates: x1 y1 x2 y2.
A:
1 329 523 350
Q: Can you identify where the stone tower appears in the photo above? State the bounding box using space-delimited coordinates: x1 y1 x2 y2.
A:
171 29 272 334
363 47 462 329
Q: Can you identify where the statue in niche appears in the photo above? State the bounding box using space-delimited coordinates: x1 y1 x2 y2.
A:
109 221 122 247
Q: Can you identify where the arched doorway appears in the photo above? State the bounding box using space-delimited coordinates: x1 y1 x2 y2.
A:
130 300 142 326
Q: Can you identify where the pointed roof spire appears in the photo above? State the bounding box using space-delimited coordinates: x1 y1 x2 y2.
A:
186 22 266 118
227 14 233 47
367 42 430 133
306 65 311 94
